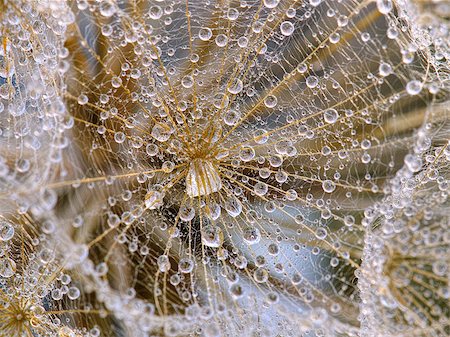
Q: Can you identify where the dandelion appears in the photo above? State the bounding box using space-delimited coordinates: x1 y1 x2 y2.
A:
0 204 114 336
0 0 449 336
360 119 449 336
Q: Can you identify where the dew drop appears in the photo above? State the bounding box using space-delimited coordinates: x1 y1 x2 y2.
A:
201 225 223 248
280 21 294 36
322 180 336 193
199 27 212 41
323 109 338 124
306 76 318 88
264 95 278 108
0 221 14 241
228 79 243 95
181 75 194 88
377 0 393 14
406 80 422 95
243 227 261 245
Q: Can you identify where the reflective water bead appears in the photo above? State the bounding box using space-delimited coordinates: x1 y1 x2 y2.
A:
322 180 336 193
199 27 212 41
264 94 278 108
0 221 14 241
306 75 318 88
280 21 294 36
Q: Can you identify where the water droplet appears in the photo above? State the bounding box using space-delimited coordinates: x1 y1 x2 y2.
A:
223 110 241 125
323 109 338 124
264 0 280 9
239 146 255 162
199 27 212 41
228 78 243 95
114 132 126 143
227 8 239 21
0 258 16 278
253 182 268 196
99 1 116 17
77 94 88 105
379 62 392 77
152 124 171 142
306 75 318 88
253 268 269 283
224 197 242 217
280 21 294 36
329 32 340 44
406 80 422 95
215 34 228 47
0 221 14 241
243 227 261 245
315 227 327 239
264 95 278 108
179 205 195 222
178 258 194 273
181 75 194 88
322 180 336 193
68 287 80 300
149 5 163 20
201 225 223 248
377 0 393 14
157 255 171 272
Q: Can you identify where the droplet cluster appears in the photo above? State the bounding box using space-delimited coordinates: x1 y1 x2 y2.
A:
0 0 448 336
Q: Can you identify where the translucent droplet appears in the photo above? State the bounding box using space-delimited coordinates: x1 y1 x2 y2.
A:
253 182 268 196
77 94 88 105
215 34 228 47
227 8 239 21
237 37 248 48
224 197 242 217
68 287 80 300
378 62 392 77
149 5 163 20
322 180 336 193
146 143 159 156
114 132 126 143
201 225 223 248
99 1 116 17
181 75 194 88
243 227 261 245
329 32 340 44
0 221 14 241
280 21 294 36
253 268 269 283
152 124 171 142
179 205 195 222
264 0 280 9
0 258 16 278
228 78 243 95
315 227 327 239
264 95 278 108
223 110 241 126
157 255 171 272
178 258 194 273
239 146 255 162
324 109 338 124
306 76 318 88
199 27 212 41
406 80 422 95
377 0 393 14
229 283 243 299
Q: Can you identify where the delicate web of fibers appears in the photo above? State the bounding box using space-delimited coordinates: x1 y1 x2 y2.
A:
0 0 448 336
